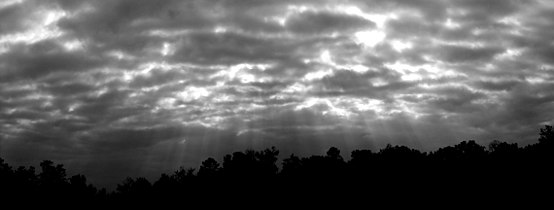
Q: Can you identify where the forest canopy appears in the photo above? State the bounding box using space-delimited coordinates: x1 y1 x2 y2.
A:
1 125 552 204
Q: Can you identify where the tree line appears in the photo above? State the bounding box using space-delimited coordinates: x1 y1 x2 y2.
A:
1 125 552 204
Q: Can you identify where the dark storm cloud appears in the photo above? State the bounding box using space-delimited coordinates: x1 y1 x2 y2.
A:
451 0 525 26
529 44 554 65
385 18 441 39
56 0 214 36
438 45 505 63
71 88 131 116
498 83 554 124
0 41 102 81
43 82 96 97
311 69 416 100
422 86 487 113
1 0 554 188
472 79 521 91
128 69 187 89
357 0 448 20
0 3 29 34
170 32 294 65
286 10 375 34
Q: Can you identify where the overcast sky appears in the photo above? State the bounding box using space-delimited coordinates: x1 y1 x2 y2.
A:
1 0 554 188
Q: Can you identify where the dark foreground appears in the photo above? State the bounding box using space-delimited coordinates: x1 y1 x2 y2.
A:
1 125 553 206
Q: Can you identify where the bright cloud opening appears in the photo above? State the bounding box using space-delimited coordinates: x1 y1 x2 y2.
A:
354 30 386 47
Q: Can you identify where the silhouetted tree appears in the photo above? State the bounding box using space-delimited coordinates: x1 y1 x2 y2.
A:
116 177 152 202
348 149 375 177
14 166 38 195
281 154 302 176
198 157 220 177
432 140 486 163
0 158 15 194
454 140 487 160
539 125 554 145
39 160 67 187
349 149 374 166
255 146 280 176
324 147 346 176
0 158 12 174
152 173 180 199
221 147 279 178
488 140 519 162
378 144 425 162
488 140 518 153
68 174 98 202
171 167 196 184
326 147 343 161
37 160 69 200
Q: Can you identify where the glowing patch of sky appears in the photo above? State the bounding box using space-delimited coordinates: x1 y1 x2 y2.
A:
354 30 386 47
0 9 66 46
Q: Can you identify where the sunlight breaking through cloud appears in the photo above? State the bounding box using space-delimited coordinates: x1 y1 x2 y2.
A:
1 0 553 188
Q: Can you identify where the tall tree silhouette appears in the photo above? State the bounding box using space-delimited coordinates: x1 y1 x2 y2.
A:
198 157 220 177
221 147 279 178
39 160 67 186
539 125 553 145
116 177 152 202
38 160 69 200
281 154 302 177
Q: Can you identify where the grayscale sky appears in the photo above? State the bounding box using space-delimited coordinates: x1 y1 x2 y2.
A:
1 0 553 188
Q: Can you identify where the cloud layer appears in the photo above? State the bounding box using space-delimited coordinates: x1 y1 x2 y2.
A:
1 0 554 187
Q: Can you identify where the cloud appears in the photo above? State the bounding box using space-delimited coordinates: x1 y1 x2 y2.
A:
1 0 554 189
0 2 30 35
285 10 375 34
170 32 296 65
472 79 521 91
437 45 505 63
0 40 103 81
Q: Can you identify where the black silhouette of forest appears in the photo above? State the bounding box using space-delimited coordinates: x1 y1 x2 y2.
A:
1 125 553 205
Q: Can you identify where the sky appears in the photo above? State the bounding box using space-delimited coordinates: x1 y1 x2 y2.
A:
1 0 554 188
